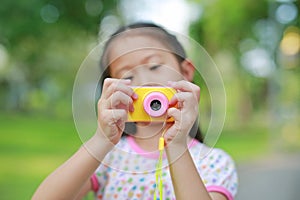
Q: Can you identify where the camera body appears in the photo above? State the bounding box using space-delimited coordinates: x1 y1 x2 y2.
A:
128 86 176 122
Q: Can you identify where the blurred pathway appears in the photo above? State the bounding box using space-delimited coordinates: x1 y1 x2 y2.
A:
235 153 300 200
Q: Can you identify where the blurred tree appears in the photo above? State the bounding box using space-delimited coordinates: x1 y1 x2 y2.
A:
0 0 118 115
0 0 119 47
188 0 269 126
189 0 299 127
189 0 268 52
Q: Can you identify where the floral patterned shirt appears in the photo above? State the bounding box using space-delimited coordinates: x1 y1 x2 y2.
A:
91 136 238 200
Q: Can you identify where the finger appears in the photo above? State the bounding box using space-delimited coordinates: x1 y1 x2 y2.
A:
167 105 198 128
110 109 128 128
167 107 181 123
103 78 138 99
169 92 198 107
102 78 130 92
98 109 128 143
101 109 128 128
167 80 200 100
107 91 134 112
164 108 181 142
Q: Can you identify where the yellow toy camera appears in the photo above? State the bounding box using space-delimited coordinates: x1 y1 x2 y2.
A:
128 87 177 122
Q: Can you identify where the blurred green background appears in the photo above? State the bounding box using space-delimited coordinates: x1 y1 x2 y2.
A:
0 0 299 199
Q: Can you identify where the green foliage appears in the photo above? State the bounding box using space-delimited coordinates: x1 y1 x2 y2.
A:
190 0 300 133
0 0 118 47
190 0 268 52
0 113 80 199
0 0 119 115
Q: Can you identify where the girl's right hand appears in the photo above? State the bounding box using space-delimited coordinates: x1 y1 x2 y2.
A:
96 78 137 145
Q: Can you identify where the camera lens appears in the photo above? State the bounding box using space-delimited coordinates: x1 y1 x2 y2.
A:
143 91 169 117
150 100 161 111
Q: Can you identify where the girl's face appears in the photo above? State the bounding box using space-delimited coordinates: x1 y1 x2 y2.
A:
108 35 187 86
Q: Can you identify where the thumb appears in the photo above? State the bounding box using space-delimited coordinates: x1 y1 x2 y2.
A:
164 108 181 143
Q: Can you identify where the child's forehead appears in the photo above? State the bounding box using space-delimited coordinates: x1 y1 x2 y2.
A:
108 35 171 59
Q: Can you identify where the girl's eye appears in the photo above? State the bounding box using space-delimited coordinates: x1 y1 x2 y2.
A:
149 65 161 71
123 76 134 81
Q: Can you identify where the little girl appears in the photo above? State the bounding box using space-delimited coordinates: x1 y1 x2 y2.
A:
33 22 238 200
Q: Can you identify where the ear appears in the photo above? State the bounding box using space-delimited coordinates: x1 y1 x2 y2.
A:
180 59 195 82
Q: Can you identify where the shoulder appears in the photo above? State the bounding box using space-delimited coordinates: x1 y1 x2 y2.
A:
190 139 234 162
189 140 238 198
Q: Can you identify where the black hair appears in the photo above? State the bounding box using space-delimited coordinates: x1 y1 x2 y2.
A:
97 22 204 143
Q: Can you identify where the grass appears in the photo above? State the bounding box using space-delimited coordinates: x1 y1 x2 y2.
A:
0 112 81 199
0 112 271 199
215 126 270 162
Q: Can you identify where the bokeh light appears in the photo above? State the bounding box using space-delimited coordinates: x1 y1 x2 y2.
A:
241 48 275 78
99 15 121 39
85 0 103 17
275 3 298 24
40 4 60 23
280 26 300 56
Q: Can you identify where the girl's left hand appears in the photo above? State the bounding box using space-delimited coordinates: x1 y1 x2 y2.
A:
164 80 200 147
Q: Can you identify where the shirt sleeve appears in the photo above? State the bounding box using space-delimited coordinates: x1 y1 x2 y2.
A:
91 173 99 192
197 148 238 200
91 164 109 193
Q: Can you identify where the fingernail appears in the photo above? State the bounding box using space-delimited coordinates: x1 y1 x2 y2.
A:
132 93 138 99
168 98 176 106
123 79 131 84
129 104 134 112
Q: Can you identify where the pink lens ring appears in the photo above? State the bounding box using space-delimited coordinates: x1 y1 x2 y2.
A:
143 92 169 117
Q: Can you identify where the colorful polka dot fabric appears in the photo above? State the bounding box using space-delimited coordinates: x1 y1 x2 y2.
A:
92 136 238 200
